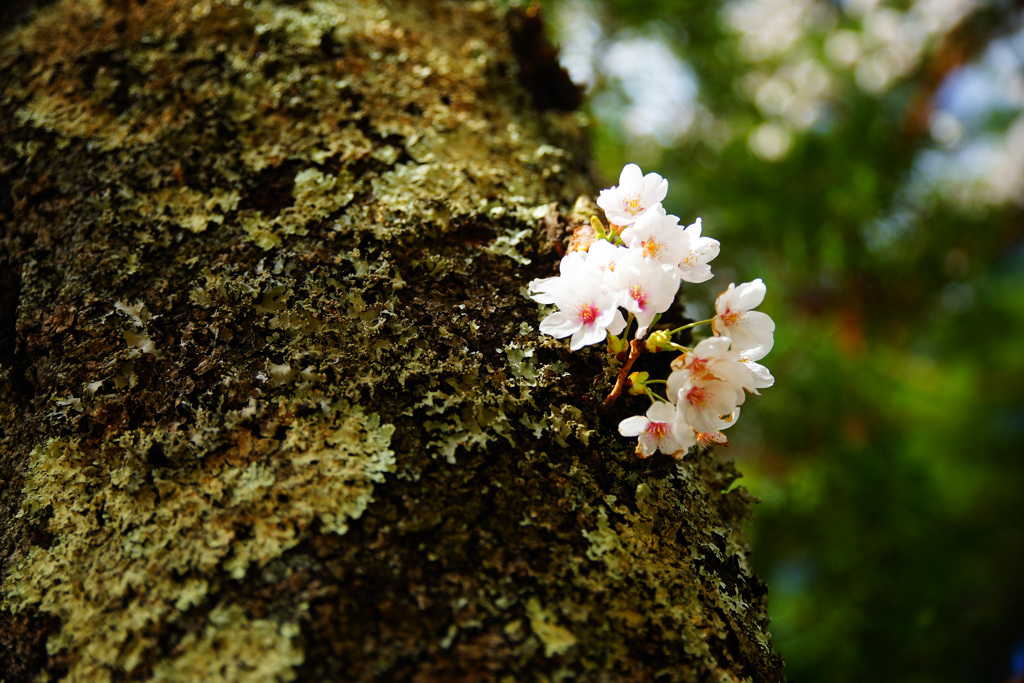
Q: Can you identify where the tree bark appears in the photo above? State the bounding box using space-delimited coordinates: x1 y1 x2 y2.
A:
0 1 784 680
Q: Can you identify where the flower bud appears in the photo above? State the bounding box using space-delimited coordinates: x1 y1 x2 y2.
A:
627 371 649 396
607 333 628 356
644 330 674 353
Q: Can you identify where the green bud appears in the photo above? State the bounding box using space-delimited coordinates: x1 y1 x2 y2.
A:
627 371 649 396
645 330 674 353
607 333 628 356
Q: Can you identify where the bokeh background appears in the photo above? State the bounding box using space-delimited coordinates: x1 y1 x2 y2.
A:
541 0 1024 680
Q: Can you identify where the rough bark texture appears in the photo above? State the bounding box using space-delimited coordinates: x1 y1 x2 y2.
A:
0 1 784 680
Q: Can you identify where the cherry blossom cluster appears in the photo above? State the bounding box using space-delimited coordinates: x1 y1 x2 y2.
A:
529 164 775 459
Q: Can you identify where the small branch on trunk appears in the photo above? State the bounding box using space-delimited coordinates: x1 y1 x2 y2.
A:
601 338 643 411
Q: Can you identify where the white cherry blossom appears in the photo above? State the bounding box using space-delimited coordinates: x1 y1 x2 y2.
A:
712 279 775 356
618 401 695 458
676 218 720 284
597 163 669 227
672 335 770 402
584 238 628 277
672 337 744 391
620 209 691 271
531 253 626 351
735 350 775 395
609 249 681 338
528 250 590 305
667 367 743 434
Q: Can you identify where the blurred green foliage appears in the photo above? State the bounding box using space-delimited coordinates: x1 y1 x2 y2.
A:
544 0 1024 680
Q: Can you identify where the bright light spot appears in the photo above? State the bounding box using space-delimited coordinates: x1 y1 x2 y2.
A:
749 122 793 161
723 0 819 62
552 0 603 89
601 35 700 145
909 0 976 38
745 60 833 130
787 100 824 130
826 29 862 68
551 1 704 148
755 78 795 117
855 53 896 94
844 0 882 18
930 111 964 148
863 7 902 46
791 59 832 99
985 116 1024 205
935 50 1024 124
915 25 1024 209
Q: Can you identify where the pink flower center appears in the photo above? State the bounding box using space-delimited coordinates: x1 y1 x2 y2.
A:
647 421 670 441
630 283 647 309
577 302 598 325
686 385 709 408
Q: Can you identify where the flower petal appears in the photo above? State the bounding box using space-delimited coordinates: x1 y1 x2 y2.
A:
569 324 607 351
734 278 766 310
538 310 578 339
605 309 627 336
643 173 668 205
618 415 649 437
619 163 643 188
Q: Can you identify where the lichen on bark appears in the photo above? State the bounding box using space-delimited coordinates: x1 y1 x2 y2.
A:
0 0 784 681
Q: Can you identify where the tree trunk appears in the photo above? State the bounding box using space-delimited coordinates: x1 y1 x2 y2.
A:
0 1 784 680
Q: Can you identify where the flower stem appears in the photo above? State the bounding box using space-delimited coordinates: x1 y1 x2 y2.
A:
601 338 643 411
645 388 669 403
668 318 715 336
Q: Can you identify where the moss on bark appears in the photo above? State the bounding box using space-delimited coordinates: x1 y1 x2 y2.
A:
0 1 784 680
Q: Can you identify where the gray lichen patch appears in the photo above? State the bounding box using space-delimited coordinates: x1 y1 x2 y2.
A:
571 467 770 677
150 604 303 683
2 399 393 680
525 597 578 658
136 187 242 234
2 0 589 248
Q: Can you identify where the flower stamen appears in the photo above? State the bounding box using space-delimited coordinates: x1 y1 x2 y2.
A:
686 385 709 408
577 302 598 325
630 283 647 309
688 357 715 382
624 193 644 215
720 309 742 326
647 421 670 441
641 238 665 260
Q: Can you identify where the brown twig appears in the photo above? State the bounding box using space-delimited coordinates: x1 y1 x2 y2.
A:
601 339 643 411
